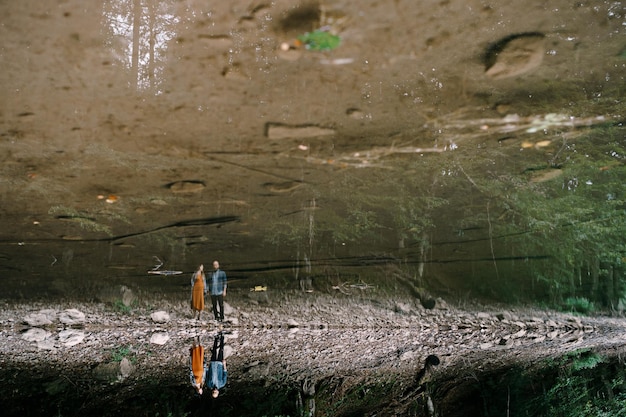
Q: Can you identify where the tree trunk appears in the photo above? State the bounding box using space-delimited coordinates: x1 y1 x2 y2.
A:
590 257 600 302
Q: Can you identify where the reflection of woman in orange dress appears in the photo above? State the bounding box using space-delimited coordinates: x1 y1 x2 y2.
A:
190 264 206 320
189 336 207 395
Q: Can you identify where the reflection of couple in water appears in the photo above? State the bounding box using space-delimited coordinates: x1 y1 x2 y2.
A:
189 332 228 398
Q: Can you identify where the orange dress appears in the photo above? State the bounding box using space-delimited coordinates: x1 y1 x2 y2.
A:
191 344 205 386
191 271 206 312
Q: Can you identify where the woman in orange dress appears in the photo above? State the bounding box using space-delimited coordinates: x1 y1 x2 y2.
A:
190 264 206 320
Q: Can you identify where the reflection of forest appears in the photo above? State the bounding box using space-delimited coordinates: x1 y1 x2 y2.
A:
103 0 179 90
259 120 626 311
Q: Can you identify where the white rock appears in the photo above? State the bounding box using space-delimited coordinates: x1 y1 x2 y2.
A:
120 285 136 307
37 339 57 351
119 357 134 379
150 332 170 345
150 311 170 323
399 350 418 361
224 302 234 315
223 345 234 359
23 310 56 326
395 302 413 315
22 327 52 342
59 309 86 325
59 329 85 347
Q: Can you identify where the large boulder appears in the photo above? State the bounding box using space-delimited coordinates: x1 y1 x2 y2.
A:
59 309 86 326
23 309 57 326
58 329 85 347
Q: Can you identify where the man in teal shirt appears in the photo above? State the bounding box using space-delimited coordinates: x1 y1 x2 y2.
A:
210 260 227 322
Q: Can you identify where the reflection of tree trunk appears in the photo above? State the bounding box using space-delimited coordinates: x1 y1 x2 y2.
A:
417 233 428 283
131 0 141 87
148 0 155 89
308 199 316 262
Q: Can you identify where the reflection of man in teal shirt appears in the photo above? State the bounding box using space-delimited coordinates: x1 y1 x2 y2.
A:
207 332 227 398
210 260 227 322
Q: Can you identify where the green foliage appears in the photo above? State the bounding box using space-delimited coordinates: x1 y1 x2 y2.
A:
530 350 620 417
570 352 604 372
297 30 341 50
112 299 133 314
258 122 625 307
330 204 383 244
451 123 626 306
223 384 297 417
263 218 308 249
563 296 595 314
474 350 625 416
109 345 137 363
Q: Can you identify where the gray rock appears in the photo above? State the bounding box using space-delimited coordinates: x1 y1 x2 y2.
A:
23 310 57 326
37 339 57 351
119 357 134 379
150 332 170 345
59 309 86 325
224 302 234 315
150 310 170 323
22 327 52 342
93 362 120 383
400 350 418 361
223 344 234 359
59 329 85 347
394 302 413 315
484 33 545 79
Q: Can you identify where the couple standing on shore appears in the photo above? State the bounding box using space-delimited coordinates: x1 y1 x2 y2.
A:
191 260 227 322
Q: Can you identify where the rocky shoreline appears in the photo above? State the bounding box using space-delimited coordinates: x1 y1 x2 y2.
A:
1 291 625 416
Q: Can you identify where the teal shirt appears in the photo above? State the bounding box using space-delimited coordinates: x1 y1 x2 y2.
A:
210 269 227 295
207 361 227 389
